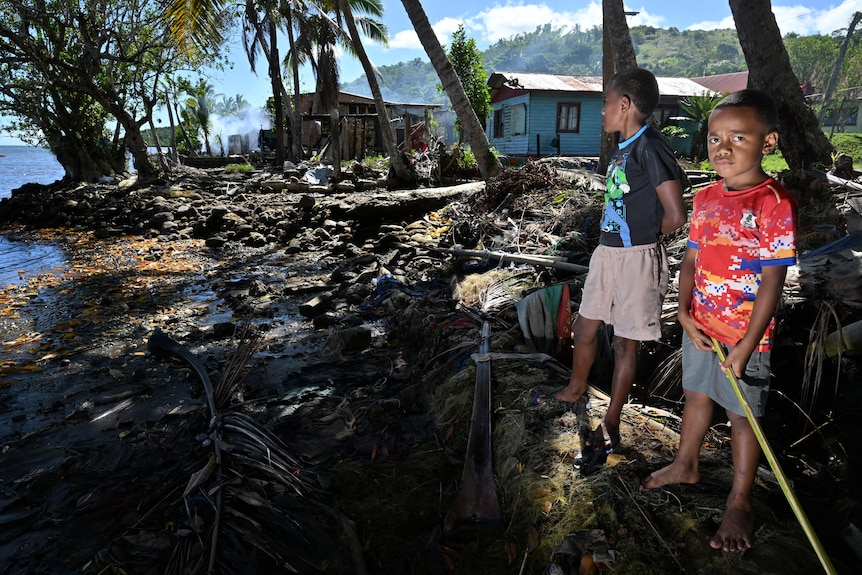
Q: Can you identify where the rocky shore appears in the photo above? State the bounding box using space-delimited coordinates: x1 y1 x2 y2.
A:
1 160 860 574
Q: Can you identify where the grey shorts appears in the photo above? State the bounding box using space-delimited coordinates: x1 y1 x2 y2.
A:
578 242 668 341
682 331 771 417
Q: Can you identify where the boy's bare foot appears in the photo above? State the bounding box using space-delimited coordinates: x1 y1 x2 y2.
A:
709 497 754 552
552 386 585 404
640 461 699 490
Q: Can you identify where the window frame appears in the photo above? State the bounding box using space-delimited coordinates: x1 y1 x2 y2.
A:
556 102 581 133
493 108 505 138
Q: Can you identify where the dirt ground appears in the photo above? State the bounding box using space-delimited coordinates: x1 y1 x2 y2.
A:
2 163 862 574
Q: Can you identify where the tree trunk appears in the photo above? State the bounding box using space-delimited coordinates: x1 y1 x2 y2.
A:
286 12 304 161
603 0 637 72
165 89 179 163
268 23 286 168
400 0 501 180
340 0 416 186
729 0 833 170
818 11 862 122
600 0 638 172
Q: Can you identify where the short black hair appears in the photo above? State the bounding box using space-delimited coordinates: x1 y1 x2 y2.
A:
712 89 779 132
607 68 660 117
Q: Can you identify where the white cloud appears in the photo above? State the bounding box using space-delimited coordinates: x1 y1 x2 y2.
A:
467 2 603 44
773 1 860 36
387 16 466 50
387 29 422 50
688 1 861 35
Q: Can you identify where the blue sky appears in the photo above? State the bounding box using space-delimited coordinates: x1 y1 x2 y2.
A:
0 0 858 145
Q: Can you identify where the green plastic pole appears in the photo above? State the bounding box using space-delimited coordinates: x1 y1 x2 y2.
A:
711 337 836 574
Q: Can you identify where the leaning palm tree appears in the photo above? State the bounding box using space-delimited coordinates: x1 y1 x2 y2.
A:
400 0 501 179
335 0 416 185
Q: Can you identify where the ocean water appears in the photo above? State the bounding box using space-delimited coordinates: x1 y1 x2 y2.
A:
0 145 67 287
0 145 65 199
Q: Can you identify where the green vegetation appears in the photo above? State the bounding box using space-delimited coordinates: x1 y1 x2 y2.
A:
762 152 790 173
224 163 254 173
695 134 861 175
828 133 862 161
444 25 492 137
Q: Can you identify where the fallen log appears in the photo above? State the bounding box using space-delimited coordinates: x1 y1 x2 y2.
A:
326 181 485 221
440 247 590 274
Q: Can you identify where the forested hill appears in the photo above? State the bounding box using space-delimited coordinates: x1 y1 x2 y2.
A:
345 23 860 105
341 24 747 104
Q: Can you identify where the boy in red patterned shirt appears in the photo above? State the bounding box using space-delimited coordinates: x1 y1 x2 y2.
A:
642 90 797 552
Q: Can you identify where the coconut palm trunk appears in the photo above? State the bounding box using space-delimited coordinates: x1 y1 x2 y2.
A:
729 0 833 170
603 0 637 72
339 0 415 185
400 0 501 180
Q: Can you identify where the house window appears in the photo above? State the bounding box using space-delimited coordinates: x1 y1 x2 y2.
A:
493 109 505 138
557 102 580 133
511 104 526 136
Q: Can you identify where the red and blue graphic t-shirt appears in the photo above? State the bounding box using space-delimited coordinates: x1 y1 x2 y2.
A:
687 177 797 351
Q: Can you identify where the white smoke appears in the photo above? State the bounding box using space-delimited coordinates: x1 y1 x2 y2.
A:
208 109 272 155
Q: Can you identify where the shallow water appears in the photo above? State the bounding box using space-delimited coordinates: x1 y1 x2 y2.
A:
0 145 68 288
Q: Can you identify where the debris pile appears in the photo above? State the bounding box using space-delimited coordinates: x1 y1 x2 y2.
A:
1 158 861 574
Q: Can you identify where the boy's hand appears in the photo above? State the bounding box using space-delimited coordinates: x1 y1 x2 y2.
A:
678 312 713 351
720 339 756 379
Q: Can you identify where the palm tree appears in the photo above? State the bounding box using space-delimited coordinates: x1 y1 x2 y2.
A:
399 0 501 180
600 0 638 170
180 79 220 156
242 0 289 166
336 0 415 184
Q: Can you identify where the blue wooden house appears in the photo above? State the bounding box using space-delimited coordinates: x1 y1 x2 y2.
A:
487 71 713 159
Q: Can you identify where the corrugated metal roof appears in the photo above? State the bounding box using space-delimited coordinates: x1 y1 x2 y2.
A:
690 71 749 94
489 71 717 97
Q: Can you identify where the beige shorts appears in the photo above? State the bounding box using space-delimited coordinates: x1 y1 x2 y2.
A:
578 242 668 341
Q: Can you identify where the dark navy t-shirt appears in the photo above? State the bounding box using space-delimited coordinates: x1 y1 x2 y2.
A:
600 126 680 247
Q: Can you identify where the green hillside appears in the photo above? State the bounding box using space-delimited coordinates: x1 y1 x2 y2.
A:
341 23 860 106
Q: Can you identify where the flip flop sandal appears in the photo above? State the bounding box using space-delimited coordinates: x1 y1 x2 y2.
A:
574 421 621 475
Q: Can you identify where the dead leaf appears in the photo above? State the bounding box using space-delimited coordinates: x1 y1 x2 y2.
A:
527 525 539 552
504 541 517 565
579 552 598 575
183 455 217 497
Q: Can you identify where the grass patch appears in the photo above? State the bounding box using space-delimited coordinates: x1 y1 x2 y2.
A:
225 162 254 173
827 132 862 161
695 132 862 175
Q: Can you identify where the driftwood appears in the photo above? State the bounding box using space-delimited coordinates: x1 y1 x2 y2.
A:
444 320 503 533
326 181 486 221
441 247 590 274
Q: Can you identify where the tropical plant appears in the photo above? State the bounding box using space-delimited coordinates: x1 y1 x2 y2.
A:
178 78 220 156
0 0 198 180
444 25 492 139
679 92 722 161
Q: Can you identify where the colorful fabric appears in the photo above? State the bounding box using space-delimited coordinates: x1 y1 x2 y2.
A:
687 177 797 351
601 126 680 247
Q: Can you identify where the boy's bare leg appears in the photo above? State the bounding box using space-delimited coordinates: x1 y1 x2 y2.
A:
551 316 603 403
642 390 714 488
710 409 760 551
601 336 638 437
